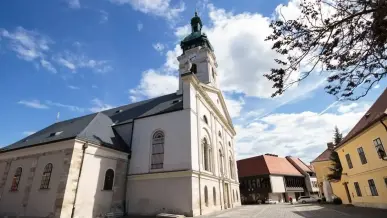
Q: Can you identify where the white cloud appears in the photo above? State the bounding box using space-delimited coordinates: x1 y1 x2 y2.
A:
67 0 81 9
129 69 178 99
224 96 245 118
23 131 36 136
46 100 85 112
152 42 165 53
137 22 143 31
0 27 56 73
99 10 109 23
235 102 370 162
54 51 112 73
174 24 190 39
18 100 49 109
108 0 185 21
68 85 80 90
374 84 380 89
89 98 114 112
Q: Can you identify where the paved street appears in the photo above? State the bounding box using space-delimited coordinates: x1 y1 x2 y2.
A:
198 203 387 218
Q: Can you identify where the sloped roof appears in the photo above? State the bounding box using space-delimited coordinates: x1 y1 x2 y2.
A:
287 156 313 172
1 93 183 153
336 88 387 150
237 155 303 177
311 149 333 163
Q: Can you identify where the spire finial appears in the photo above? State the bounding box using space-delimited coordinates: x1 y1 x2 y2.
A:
195 8 198 16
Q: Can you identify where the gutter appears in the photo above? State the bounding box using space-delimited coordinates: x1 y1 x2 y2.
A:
71 142 88 218
380 116 387 132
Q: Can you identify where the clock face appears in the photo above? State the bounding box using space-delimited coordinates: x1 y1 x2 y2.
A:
188 54 197 61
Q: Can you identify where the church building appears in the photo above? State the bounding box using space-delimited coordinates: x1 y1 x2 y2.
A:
0 13 241 217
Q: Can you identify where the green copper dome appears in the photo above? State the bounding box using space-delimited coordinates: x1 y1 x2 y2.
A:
180 12 213 53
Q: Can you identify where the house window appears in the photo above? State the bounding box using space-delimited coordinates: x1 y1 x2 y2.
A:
373 138 386 158
213 187 216 205
384 177 387 187
151 131 165 169
368 179 378 196
103 169 115 190
228 142 231 147
212 68 215 79
204 186 208 207
190 63 197 74
354 182 362 197
357 147 367 165
40 163 53 189
229 157 234 179
233 190 235 202
203 115 208 124
202 138 212 171
10 167 22 192
218 131 222 138
345 154 353 169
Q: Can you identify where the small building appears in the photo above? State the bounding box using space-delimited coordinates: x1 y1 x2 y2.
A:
310 142 336 201
334 88 387 209
286 156 319 196
237 154 308 204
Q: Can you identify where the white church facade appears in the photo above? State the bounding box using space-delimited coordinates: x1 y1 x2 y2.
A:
0 13 241 218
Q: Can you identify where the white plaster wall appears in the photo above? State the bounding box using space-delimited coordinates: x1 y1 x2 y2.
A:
127 176 192 216
26 152 66 217
129 110 192 174
268 193 283 203
310 177 319 192
195 176 222 216
74 143 127 218
0 157 35 215
270 175 286 193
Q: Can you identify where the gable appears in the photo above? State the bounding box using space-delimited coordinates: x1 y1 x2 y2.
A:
200 84 233 127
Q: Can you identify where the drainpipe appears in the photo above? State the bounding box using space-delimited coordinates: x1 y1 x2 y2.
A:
123 122 135 215
71 142 88 218
380 118 387 132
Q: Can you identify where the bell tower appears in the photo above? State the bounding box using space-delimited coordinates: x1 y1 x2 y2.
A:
177 12 219 94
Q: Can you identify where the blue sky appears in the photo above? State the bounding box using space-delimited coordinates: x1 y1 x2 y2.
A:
0 0 386 162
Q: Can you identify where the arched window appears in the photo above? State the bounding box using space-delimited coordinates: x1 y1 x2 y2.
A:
190 63 197 74
229 157 234 179
213 187 217 205
219 149 224 175
218 131 222 138
228 142 231 147
103 169 115 190
203 115 208 124
204 186 208 207
233 190 235 202
236 191 239 201
203 138 210 171
40 163 53 189
151 131 165 169
10 167 22 191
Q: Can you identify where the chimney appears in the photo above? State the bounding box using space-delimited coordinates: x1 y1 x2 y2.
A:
327 142 334 150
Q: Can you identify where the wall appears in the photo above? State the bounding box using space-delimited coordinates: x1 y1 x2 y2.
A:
310 177 319 193
330 181 349 204
73 142 128 218
0 139 74 217
127 172 192 216
129 110 192 175
337 120 387 208
270 176 285 193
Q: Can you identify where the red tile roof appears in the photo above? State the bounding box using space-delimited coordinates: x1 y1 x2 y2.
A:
237 155 303 177
336 88 387 150
311 148 332 163
288 156 313 172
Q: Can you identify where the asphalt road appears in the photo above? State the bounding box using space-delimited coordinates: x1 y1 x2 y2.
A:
198 203 387 218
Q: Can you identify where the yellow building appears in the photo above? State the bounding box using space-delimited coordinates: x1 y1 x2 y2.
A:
334 88 387 209
311 143 350 203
